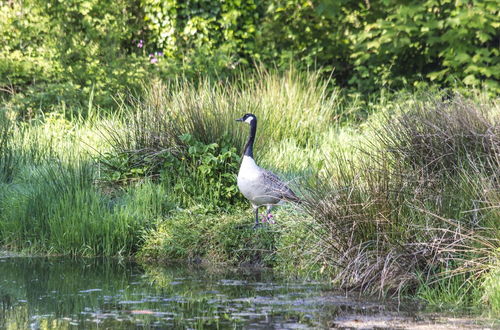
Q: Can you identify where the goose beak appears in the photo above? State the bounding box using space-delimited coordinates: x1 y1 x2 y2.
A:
235 117 244 122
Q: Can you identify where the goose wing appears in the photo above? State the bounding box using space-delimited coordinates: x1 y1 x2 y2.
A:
261 169 300 203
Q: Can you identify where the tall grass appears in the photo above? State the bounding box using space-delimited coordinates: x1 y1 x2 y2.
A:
1 67 499 313
2 67 343 255
301 94 500 302
0 160 171 255
102 67 341 167
377 94 500 176
483 267 500 315
0 119 16 182
0 113 171 255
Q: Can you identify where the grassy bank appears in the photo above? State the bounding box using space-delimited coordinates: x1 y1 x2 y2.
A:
0 69 498 314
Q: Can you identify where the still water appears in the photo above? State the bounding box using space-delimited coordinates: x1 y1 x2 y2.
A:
0 257 490 329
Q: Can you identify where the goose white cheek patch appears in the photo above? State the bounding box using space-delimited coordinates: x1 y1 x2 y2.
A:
244 117 254 124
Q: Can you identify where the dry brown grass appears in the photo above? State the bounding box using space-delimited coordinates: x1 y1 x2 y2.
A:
301 93 500 297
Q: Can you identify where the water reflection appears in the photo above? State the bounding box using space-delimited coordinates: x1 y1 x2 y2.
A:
0 258 356 328
0 257 488 329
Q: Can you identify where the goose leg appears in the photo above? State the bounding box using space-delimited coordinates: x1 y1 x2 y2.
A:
253 206 261 229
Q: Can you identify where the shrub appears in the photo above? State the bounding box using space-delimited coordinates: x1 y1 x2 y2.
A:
142 0 500 93
100 128 243 211
141 0 262 63
0 0 59 87
255 0 354 82
2 0 499 115
350 0 500 93
0 0 148 115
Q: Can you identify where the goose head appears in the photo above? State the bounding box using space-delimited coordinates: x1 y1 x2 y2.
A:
236 113 257 125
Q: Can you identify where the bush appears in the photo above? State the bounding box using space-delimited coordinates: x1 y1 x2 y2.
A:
141 0 262 63
0 0 148 115
349 0 500 93
142 0 500 93
101 131 243 211
0 0 59 87
2 0 498 117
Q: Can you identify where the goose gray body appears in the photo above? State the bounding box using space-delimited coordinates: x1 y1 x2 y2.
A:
237 155 297 207
235 113 299 226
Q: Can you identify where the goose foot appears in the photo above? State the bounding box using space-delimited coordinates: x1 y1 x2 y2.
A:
260 214 275 224
252 223 263 229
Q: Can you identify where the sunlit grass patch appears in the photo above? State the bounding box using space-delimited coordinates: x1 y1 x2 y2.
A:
138 207 315 270
416 273 482 310
0 116 171 255
139 210 276 265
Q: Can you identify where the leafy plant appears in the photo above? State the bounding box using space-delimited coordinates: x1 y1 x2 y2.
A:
101 131 243 211
1 0 149 115
349 0 500 93
141 0 262 63
164 133 242 209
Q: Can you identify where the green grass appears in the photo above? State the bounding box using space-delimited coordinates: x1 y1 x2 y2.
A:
138 207 315 273
138 210 278 265
416 273 482 311
100 67 343 169
0 69 498 314
0 111 171 255
483 267 500 315
0 163 172 255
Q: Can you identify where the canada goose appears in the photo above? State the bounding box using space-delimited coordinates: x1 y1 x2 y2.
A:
235 113 300 227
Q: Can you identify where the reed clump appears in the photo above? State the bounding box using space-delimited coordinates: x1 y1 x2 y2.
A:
301 94 500 302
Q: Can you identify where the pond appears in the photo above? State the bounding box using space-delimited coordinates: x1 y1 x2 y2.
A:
0 257 491 329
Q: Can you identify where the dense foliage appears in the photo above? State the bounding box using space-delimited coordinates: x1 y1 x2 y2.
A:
1 0 498 116
1 0 146 115
349 0 499 92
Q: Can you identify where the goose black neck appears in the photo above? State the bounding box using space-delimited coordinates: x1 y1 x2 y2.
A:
244 120 257 158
